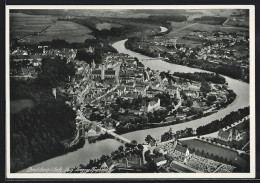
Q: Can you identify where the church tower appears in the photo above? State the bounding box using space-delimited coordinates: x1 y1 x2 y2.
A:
173 138 178 151
176 87 180 98
92 59 96 69
101 64 105 80
52 88 57 99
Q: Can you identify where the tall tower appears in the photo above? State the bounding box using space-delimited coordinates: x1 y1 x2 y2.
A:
101 64 105 80
52 88 57 99
92 59 96 69
173 138 178 151
176 87 180 98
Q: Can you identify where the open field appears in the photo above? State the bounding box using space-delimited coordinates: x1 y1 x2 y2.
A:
223 19 249 28
11 99 35 114
96 22 123 30
170 21 248 39
181 139 247 167
185 9 247 21
10 13 94 43
166 22 217 40
171 22 249 48
26 21 94 44
166 22 195 39
10 13 56 39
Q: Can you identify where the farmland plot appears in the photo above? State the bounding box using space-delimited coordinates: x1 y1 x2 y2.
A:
10 13 56 39
29 21 94 44
96 22 122 30
166 22 199 39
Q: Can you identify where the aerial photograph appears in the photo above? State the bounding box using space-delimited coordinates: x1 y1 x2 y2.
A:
7 7 253 177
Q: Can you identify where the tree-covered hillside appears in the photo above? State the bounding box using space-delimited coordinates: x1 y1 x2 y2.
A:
10 56 77 172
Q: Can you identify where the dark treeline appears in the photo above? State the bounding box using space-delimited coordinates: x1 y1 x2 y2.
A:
11 97 76 172
148 15 187 22
65 17 172 40
96 16 172 28
177 58 246 82
39 56 75 88
194 16 227 25
173 72 226 84
65 18 135 39
75 49 102 65
196 107 249 135
69 18 141 39
125 37 158 57
207 64 243 81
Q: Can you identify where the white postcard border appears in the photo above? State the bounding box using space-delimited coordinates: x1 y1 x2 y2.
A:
5 5 256 179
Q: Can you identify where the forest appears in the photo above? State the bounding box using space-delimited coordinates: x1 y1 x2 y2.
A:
196 107 249 135
10 56 77 172
172 72 226 84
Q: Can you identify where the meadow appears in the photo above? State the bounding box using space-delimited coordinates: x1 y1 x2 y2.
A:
166 22 216 39
10 13 56 39
224 19 249 28
29 21 94 44
10 13 94 44
181 139 247 168
96 22 122 30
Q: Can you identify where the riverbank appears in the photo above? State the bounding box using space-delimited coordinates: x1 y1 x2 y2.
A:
124 39 249 84
68 107 250 173
112 39 249 142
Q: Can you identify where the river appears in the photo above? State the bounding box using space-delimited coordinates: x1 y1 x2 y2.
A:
113 39 249 143
19 38 249 173
160 26 168 33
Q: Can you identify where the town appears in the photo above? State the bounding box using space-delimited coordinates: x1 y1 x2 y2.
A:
10 42 249 173
9 9 250 174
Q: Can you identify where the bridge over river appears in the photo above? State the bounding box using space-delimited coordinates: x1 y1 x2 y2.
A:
96 125 131 144
77 110 131 144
